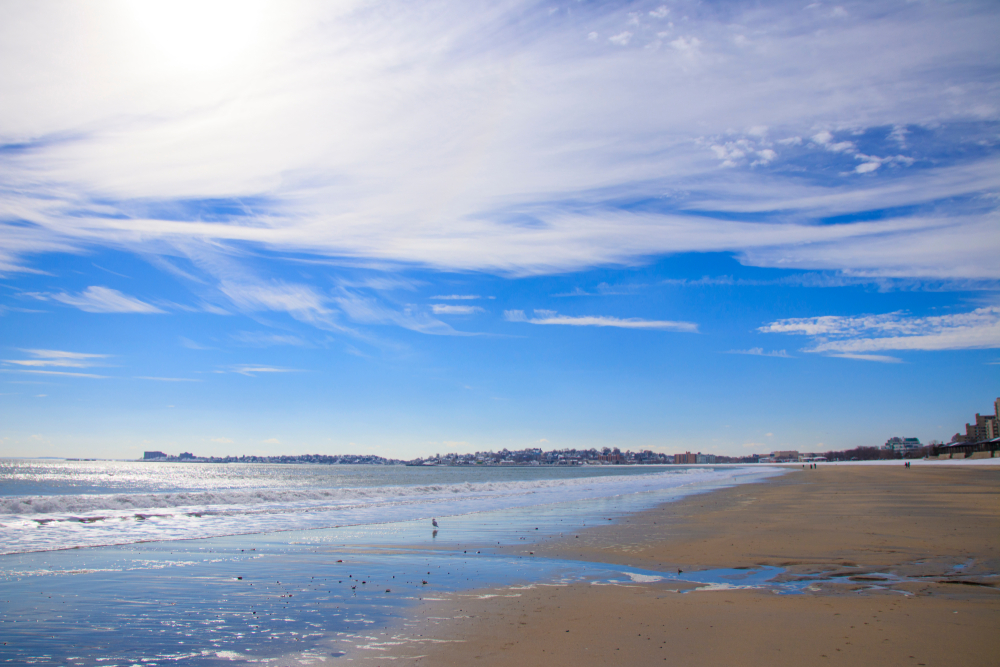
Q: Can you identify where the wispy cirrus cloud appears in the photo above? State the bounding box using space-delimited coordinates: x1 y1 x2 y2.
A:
505 309 697 332
760 306 1000 357
230 331 308 347
430 294 486 300
431 304 484 315
1 349 113 378
827 353 905 364
726 348 791 358
334 290 462 336
33 286 164 313
553 282 642 297
3 349 110 368
229 365 303 377
1 369 109 378
0 0 996 286
219 280 327 319
215 278 366 336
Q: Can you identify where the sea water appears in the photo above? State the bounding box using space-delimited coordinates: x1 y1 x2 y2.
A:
0 460 783 665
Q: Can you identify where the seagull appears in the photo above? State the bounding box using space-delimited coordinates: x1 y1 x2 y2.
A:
432 518 439 528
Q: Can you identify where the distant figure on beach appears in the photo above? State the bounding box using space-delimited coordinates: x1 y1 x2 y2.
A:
432 518 439 528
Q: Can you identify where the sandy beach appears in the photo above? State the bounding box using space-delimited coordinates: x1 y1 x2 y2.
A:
373 465 1000 666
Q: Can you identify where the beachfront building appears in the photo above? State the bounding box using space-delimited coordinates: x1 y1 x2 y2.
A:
883 437 922 454
598 448 625 464
769 450 800 462
952 398 1000 443
672 452 716 464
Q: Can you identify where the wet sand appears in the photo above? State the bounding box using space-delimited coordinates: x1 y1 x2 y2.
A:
372 465 1000 666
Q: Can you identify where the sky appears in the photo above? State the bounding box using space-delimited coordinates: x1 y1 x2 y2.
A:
1 0 998 460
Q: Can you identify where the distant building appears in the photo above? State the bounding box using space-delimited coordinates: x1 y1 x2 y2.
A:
673 452 715 464
961 414 996 443
955 399 1000 444
143 451 167 460
883 437 922 453
770 450 800 462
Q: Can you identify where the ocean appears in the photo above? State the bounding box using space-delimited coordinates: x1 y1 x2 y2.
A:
0 460 782 665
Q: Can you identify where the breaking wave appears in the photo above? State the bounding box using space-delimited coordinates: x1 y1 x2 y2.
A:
0 467 776 555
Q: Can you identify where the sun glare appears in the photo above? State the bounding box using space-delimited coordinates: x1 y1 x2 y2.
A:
124 0 267 72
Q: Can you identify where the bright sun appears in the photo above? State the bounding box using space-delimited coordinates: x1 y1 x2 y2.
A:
124 0 267 72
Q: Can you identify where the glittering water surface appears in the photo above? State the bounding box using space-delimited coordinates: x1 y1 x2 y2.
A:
0 459 723 497
0 462 778 554
0 462 784 666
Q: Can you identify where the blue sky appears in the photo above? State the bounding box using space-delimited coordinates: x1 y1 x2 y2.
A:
1 0 998 460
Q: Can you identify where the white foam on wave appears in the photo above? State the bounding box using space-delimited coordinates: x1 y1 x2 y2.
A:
1 472 703 515
0 467 780 555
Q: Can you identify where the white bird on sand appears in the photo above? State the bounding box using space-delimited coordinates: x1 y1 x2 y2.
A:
432 518 439 528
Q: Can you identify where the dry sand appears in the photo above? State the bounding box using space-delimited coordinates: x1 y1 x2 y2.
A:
369 465 999 666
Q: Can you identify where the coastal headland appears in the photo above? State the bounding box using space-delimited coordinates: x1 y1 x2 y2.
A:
373 465 1000 666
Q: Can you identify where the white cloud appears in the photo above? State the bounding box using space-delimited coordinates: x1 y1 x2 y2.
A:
726 348 791 357
231 331 307 347
760 306 1000 354
220 280 326 318
218 279 361 334
335 291 460 335
41 286 164 313
854 161 880 174
828 353 904 363
505 309 697 332
1 369 108 378
504 309 527 322
812 131 854 153
430 294 482 300
230 365 302 376
670 36 701 52
754 149 777 165
431 304 484 315
609 31 633 46
807 129 918 177
3 349 110 368
649 6 670 19
0 0 996 290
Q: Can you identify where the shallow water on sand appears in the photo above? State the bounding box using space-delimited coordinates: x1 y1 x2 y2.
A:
0 466 783 666
1 462 776 554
